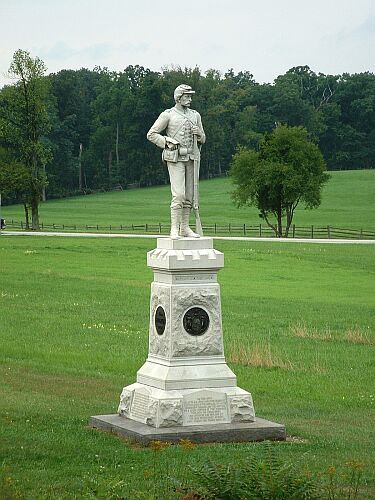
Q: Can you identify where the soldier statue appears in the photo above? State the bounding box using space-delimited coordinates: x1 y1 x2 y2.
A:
147 84 206 239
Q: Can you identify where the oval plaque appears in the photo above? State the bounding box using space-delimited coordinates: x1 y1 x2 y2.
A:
183 307 209 336
154 306 166 335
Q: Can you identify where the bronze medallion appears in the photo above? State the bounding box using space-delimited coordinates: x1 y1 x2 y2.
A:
183 307 209 336
155 306 166 335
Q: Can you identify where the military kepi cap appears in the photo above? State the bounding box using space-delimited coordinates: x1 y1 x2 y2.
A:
174 84 195 101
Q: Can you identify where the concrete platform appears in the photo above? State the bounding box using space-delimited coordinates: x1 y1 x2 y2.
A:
89 414 286 445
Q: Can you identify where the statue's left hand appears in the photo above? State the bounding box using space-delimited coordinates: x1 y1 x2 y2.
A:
192 125 200 136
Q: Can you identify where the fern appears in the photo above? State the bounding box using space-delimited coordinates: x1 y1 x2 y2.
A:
183 441 321 499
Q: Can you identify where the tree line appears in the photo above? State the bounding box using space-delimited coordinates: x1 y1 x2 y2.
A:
0 50 374 214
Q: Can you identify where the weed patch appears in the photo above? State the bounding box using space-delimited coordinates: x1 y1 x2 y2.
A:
345 328 374 345
228 339 294 370
290 322 333 341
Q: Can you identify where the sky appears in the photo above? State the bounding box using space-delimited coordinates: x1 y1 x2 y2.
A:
0 0 374 87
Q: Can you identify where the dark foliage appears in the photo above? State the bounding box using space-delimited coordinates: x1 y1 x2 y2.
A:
1 62 374 203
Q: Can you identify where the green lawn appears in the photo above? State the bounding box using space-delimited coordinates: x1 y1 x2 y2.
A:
2 170 375 232
1 235 374 498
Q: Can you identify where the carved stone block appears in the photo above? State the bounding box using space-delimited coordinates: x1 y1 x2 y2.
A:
159 399 183 427
229 395 256 423
170 286 223 357
118 388 133 417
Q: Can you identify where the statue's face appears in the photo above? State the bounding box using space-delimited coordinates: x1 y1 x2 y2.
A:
179 94 192 107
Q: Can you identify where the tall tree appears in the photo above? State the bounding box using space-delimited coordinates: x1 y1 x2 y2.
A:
0 50 51 229
0 147 32 224
230 125 329 237
48 68 103 194
330 72 375 169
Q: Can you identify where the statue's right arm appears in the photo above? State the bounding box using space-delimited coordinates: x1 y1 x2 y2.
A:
146 111 170 149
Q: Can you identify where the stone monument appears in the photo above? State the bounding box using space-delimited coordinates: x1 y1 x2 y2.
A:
89 86 285 443
119 236 255 428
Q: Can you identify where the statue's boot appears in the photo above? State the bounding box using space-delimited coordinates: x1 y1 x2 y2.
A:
170 208 182 239
180 207 200 238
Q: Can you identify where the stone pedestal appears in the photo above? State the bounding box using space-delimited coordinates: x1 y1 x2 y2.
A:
119 236 255 428
90 237 285 442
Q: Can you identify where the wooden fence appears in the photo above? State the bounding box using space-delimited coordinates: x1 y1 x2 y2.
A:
3 220 375 239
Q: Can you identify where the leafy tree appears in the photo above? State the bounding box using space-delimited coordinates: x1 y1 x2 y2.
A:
284 66 338 111
0 147 33 224
48 68 103 195
230 125 329 237
45 99 79 197
329 72 375 169
235 105 263 149
0 50 51 229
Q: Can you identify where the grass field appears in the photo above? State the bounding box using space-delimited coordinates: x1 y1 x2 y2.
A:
1 235 374 498
1 170 375 232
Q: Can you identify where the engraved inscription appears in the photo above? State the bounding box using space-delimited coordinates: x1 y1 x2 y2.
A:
183 391 229 425
130 391 150 422
175 274 215 282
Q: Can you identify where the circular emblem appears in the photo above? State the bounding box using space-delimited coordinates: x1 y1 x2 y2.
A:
154 306 166 335
183 307 210 336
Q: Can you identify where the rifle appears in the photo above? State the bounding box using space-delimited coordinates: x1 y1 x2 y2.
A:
193 134 203 236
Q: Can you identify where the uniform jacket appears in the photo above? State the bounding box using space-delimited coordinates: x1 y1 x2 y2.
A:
147 106 206 162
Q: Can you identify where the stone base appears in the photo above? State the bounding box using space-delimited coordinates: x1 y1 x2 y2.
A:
118 383 255 428
89 414 286 444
